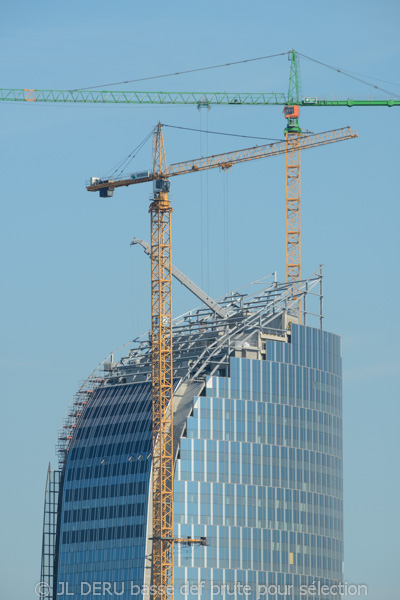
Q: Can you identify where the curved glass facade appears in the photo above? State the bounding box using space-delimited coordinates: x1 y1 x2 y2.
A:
56 382 153 598
174 324 343 600
47 295 343 600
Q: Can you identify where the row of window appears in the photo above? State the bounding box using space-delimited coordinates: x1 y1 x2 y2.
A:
76 381 151 428
66 456 150 482
178 464 342 497
175 512 342 539
265 326 341 372
180 440 342 468
174 523 343 579
61 522 145 544
197 399 342 423
176 523 343 554
181 438 342 474
55 570 144 598
174 568 342 600
80 396 150 425
58 544 144 565
62 502 146 524
176 481 343 509
64 474 149 503
69 436 152 462
189 431 342 457
216 359 342 415
176 553 342 581
75 411 151 441
176 565 342 585
189 403 342 456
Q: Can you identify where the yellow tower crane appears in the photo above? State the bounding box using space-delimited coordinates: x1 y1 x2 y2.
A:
87 122 357 600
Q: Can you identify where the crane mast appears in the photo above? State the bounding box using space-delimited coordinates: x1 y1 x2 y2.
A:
150 124 174 600
284 50 303 319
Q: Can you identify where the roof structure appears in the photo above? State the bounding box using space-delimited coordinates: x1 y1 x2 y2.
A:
56 267 324 468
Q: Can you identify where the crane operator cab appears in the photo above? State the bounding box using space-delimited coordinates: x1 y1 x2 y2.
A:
284 105 300 119
153 179 171 198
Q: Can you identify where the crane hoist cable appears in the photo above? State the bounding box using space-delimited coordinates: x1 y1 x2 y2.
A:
223 168 230 294
204 108 210 292
199 109 204 288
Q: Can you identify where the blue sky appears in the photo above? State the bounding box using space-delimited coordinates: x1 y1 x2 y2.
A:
1 1 399 599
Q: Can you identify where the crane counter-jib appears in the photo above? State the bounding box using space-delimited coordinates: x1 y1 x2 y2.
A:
300 98 400 107
86 126 358 193
86 175 155 192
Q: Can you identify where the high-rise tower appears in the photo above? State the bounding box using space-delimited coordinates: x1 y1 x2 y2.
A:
41 268 343 600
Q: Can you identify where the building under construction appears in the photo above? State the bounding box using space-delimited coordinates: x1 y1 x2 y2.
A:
41 266 343 600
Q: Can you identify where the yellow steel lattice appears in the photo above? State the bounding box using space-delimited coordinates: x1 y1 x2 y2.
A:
150 125 174 600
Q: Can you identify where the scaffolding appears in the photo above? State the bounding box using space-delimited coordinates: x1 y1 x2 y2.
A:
40 465 61 599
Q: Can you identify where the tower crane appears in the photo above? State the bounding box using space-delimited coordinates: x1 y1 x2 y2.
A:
86 122 357 600
2 49 396 318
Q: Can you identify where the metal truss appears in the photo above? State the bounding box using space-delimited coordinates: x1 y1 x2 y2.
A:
57 267 325 469
286 131 301 319
0 88 287 105
150 124 174 600
1 88 398 107
103 267 325 388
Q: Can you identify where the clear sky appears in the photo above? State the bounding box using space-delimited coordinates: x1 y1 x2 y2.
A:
1 1 399 599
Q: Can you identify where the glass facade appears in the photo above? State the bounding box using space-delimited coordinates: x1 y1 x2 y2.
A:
174 324 343 600
56 382 153 599
49 318 343 600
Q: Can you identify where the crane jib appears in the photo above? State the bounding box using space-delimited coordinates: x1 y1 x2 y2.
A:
0 89 399 107
86 126 357 193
